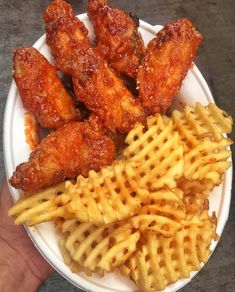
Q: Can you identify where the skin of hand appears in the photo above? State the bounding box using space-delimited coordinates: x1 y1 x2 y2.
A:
0 178 54 292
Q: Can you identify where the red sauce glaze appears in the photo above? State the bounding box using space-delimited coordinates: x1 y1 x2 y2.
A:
87 0 145 78
10 116 116 193
44 0 146 133
14 47 80 130
137 18 203 115
24 112 40 151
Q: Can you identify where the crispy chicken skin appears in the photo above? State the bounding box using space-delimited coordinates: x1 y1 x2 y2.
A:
43 0 90 75
87 0 145 78
137 18 203 114
43 0 145 133
9 115 116 192
71 57 146 133
13 47 80 129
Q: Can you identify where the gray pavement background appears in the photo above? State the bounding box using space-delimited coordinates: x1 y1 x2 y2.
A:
0 0 234 291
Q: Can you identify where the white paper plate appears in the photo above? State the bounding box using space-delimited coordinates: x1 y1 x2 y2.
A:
3 14 233 292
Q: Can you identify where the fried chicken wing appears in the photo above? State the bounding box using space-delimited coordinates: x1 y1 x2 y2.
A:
71 55 146 133
137 18 203 114
13 47 80 129
43 0 145 133
43 0 90 75
87 0 145 78
9 115 116 192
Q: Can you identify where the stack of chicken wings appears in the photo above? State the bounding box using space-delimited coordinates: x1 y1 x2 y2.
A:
9 0 202 193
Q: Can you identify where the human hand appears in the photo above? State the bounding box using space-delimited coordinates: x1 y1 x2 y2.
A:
0 178 54 292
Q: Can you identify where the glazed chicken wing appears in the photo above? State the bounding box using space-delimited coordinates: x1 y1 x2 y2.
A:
71 54 146 133
43 0 145 133
13 47 80 129
9 115 116 192
87 0 145 78
43 0 90 75
137 18 203 114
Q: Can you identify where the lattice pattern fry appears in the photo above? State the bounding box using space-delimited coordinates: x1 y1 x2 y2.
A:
66 161 149 225
58 238 95 276
177 177 213 196
120 211 217 291
183 137 232 185
8 183 73 225
130 214 181 237
124 114 184 190
60 219 140 273
177 177 211 215
172 103 233 151
139 188 186 221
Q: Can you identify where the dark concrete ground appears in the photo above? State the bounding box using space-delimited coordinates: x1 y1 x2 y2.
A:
0 0 234 291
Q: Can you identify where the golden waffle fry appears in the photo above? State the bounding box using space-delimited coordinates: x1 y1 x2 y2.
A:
130 214 181 237
110 189 185 238
177 177 211 215
172 103 233 151
184 194 209 216
183 138 232 185
66 161 149 225
140 189 186 221
59 238 73 266
58 238 95 276
124 114 184 190
8 183 73 225
54 217 66 230
121 211 217 291
128 189 186 236
177 177 213 196
61 219 140 273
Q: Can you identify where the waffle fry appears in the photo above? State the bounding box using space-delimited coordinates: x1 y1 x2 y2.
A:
59 238 73 266
184 194 209 216
60 219 140 273
8 183 74 225
183 137 232 185
66 161 149 225
124 114 184 190
139 189 186 221
128 189 186 236
121 211 217 291
54 217 66 230
177 178 210 215
177 177 213 196
130 214 181 237
58 237 95 276
60 188 186 276
172 103 232 151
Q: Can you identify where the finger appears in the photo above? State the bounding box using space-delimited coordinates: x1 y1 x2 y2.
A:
0 177 15 225
1 177 13 206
